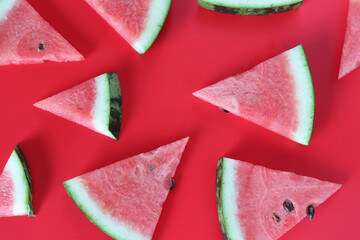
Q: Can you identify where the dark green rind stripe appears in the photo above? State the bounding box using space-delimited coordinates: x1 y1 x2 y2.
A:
138 0 171 54
106 72 122 140
198 0 302 15
216 158 229 240
63 182 122 240
14 145 34 217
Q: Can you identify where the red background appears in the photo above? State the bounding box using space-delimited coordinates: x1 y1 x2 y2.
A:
0 0 358 239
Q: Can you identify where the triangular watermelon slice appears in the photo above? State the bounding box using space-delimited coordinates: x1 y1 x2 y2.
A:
217 157 341 240
34 72 122 140
84 0 171 54
193 45 314 145
0 0 83 65
198 0 302 15
0 145 34 217
339 0 360 79
63 137 189 240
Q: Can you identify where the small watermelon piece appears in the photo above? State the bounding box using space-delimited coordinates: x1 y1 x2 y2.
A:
0 145 34 217
217 158 341 240
84 0 171 54
198 0 302 15
34 72 122 140
63 137 189 240
338 0 360 79
193 45 314 145
0 0 83 65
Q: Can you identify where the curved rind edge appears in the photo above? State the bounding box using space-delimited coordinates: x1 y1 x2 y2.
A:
198 0 302 15
216 158 229 240
63 181 120 240
106 72 122 140
14 145 34 217
133 0 172 54
287 45 315 145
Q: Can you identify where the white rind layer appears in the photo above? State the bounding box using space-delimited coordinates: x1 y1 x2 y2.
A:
64 178 148 240
5 150 30 216
220 158 245 240
133 0 171 54
0 0 16 22
92 73 115 139
201 0 302 8
286 45 314 145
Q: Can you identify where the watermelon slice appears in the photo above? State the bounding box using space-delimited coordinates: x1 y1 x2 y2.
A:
63 137 189 240
0 145 34 217
217 157 341 240
84 0 171 54
0 0 83 65
198 0 303 15
338 0 360 79
34 72 122 140
193 45 314 145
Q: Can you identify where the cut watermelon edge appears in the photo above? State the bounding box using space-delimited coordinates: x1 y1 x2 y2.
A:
64 179 148 240
93 72 122 140
4 145 34 217
216 157 244 240
133 0 172 54
198 0 303 15
287 45 314 145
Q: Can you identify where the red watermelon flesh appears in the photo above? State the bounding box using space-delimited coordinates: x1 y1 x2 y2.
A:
193 45 314 145
64 137 189 240
0 169 15 216
0 0 83 65
339 0 360 79
217 158 341 240
0 146 34 217
84 0 171 54
34 73 122 140
35 78 97 131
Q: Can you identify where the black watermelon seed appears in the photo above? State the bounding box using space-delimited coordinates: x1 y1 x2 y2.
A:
272 212 281 222
38 43 45 51
283 199 294 212
170 179 175 190
219 107 230 113
307 205 315 220
149 164 156 172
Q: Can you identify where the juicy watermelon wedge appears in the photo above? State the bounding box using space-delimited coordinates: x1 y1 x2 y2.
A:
0 145 34 217
339 0 360 79
34 72 122 140
193 45 314 145
198 0 302 15
84 0 171 54
217 158 341 240
0 0 83 65
63 137 189 240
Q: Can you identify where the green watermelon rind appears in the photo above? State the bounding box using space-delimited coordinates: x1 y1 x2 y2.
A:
216 157 245 240
63 178 148 240
3 145 34 217
106 72 122 140
133 0 171 54
287 45 314 145
0 0 16 22
198 0 302 15
91 72 122 140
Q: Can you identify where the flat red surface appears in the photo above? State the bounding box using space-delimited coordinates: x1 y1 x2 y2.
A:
0 0 358 239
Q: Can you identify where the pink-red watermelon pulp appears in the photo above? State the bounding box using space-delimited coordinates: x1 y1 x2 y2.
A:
193 45 314 145
339 0 360 79
34 72 122 140
84 0 171 54
217 158 341 240
64 137 189 240
0 0 83 65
